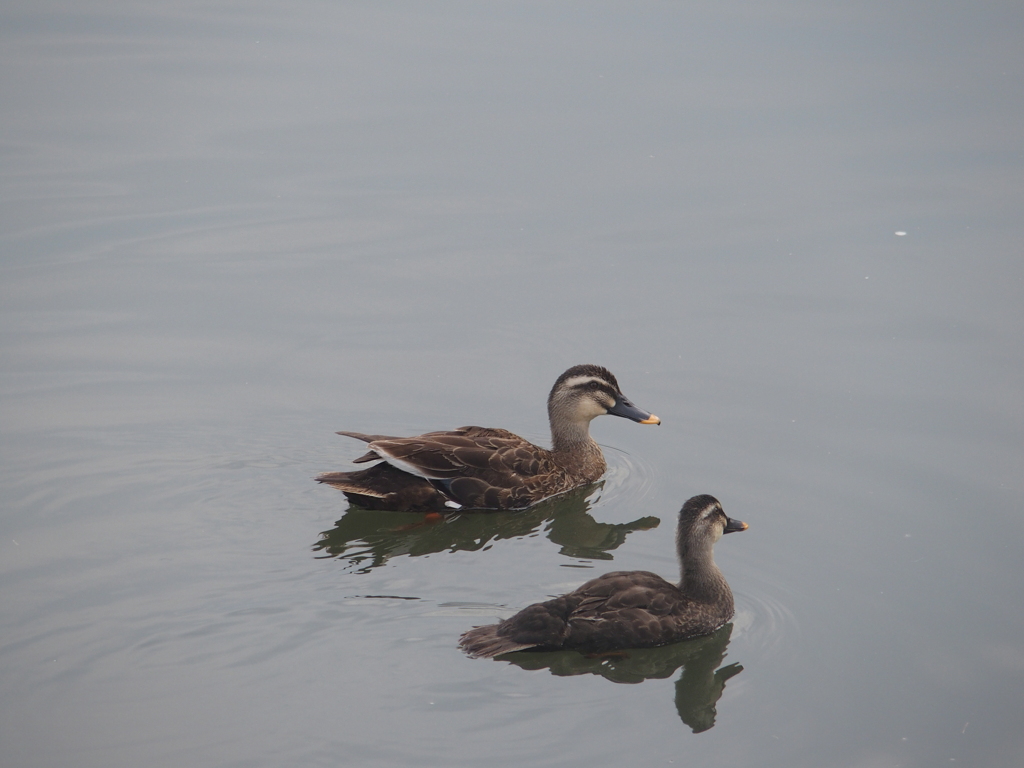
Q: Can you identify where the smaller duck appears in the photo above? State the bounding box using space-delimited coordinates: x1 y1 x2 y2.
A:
317 364 659 512
459 494 747 657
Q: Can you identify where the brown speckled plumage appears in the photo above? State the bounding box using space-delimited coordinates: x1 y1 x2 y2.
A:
316 365 659 511
459 495 747 657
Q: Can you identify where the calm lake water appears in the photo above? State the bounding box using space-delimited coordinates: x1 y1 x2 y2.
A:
2 2 1023 766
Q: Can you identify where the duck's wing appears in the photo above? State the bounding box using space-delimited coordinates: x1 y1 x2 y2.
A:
331 426 565 509
363 427 535 474
561 572 702 649
573 573 684 614
570 571 682 616
461 572 679 656
364 426 562 509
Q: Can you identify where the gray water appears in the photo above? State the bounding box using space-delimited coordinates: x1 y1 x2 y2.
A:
2 2 1023 766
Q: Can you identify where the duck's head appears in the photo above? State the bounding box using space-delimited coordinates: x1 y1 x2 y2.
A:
677 495 748 549
548 364 661 426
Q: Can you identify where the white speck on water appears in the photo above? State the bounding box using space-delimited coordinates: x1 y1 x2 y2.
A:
895 231 907 236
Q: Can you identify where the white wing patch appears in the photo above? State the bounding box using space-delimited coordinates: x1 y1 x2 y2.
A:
369 443 446 480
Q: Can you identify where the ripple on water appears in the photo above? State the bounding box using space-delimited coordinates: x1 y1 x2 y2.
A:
729 573 802 669
587 443 657 515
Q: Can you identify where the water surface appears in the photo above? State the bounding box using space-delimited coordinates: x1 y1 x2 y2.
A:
2 2 1023 767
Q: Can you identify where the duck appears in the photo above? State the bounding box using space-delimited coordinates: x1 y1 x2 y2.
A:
316 364 660 512
459 494 747 657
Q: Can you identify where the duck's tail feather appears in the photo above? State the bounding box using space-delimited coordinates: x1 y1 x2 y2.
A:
316 463 446 512
459 625 539 658
335 430 396 443
315 469 387 497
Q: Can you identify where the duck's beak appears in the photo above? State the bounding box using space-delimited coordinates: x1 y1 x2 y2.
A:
724 518 748 534
607 394 661 425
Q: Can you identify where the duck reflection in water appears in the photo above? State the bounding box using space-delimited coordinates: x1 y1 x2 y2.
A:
313 483 659 572
502 623 742 733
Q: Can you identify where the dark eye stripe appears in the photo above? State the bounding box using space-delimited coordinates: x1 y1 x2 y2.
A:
560 375 618 398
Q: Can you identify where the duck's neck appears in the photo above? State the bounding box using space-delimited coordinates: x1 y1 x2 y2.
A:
549 417 605 472
678 540 733 608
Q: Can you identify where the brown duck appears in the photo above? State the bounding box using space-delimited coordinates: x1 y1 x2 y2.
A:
316 364 660 511
459 494 747 657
